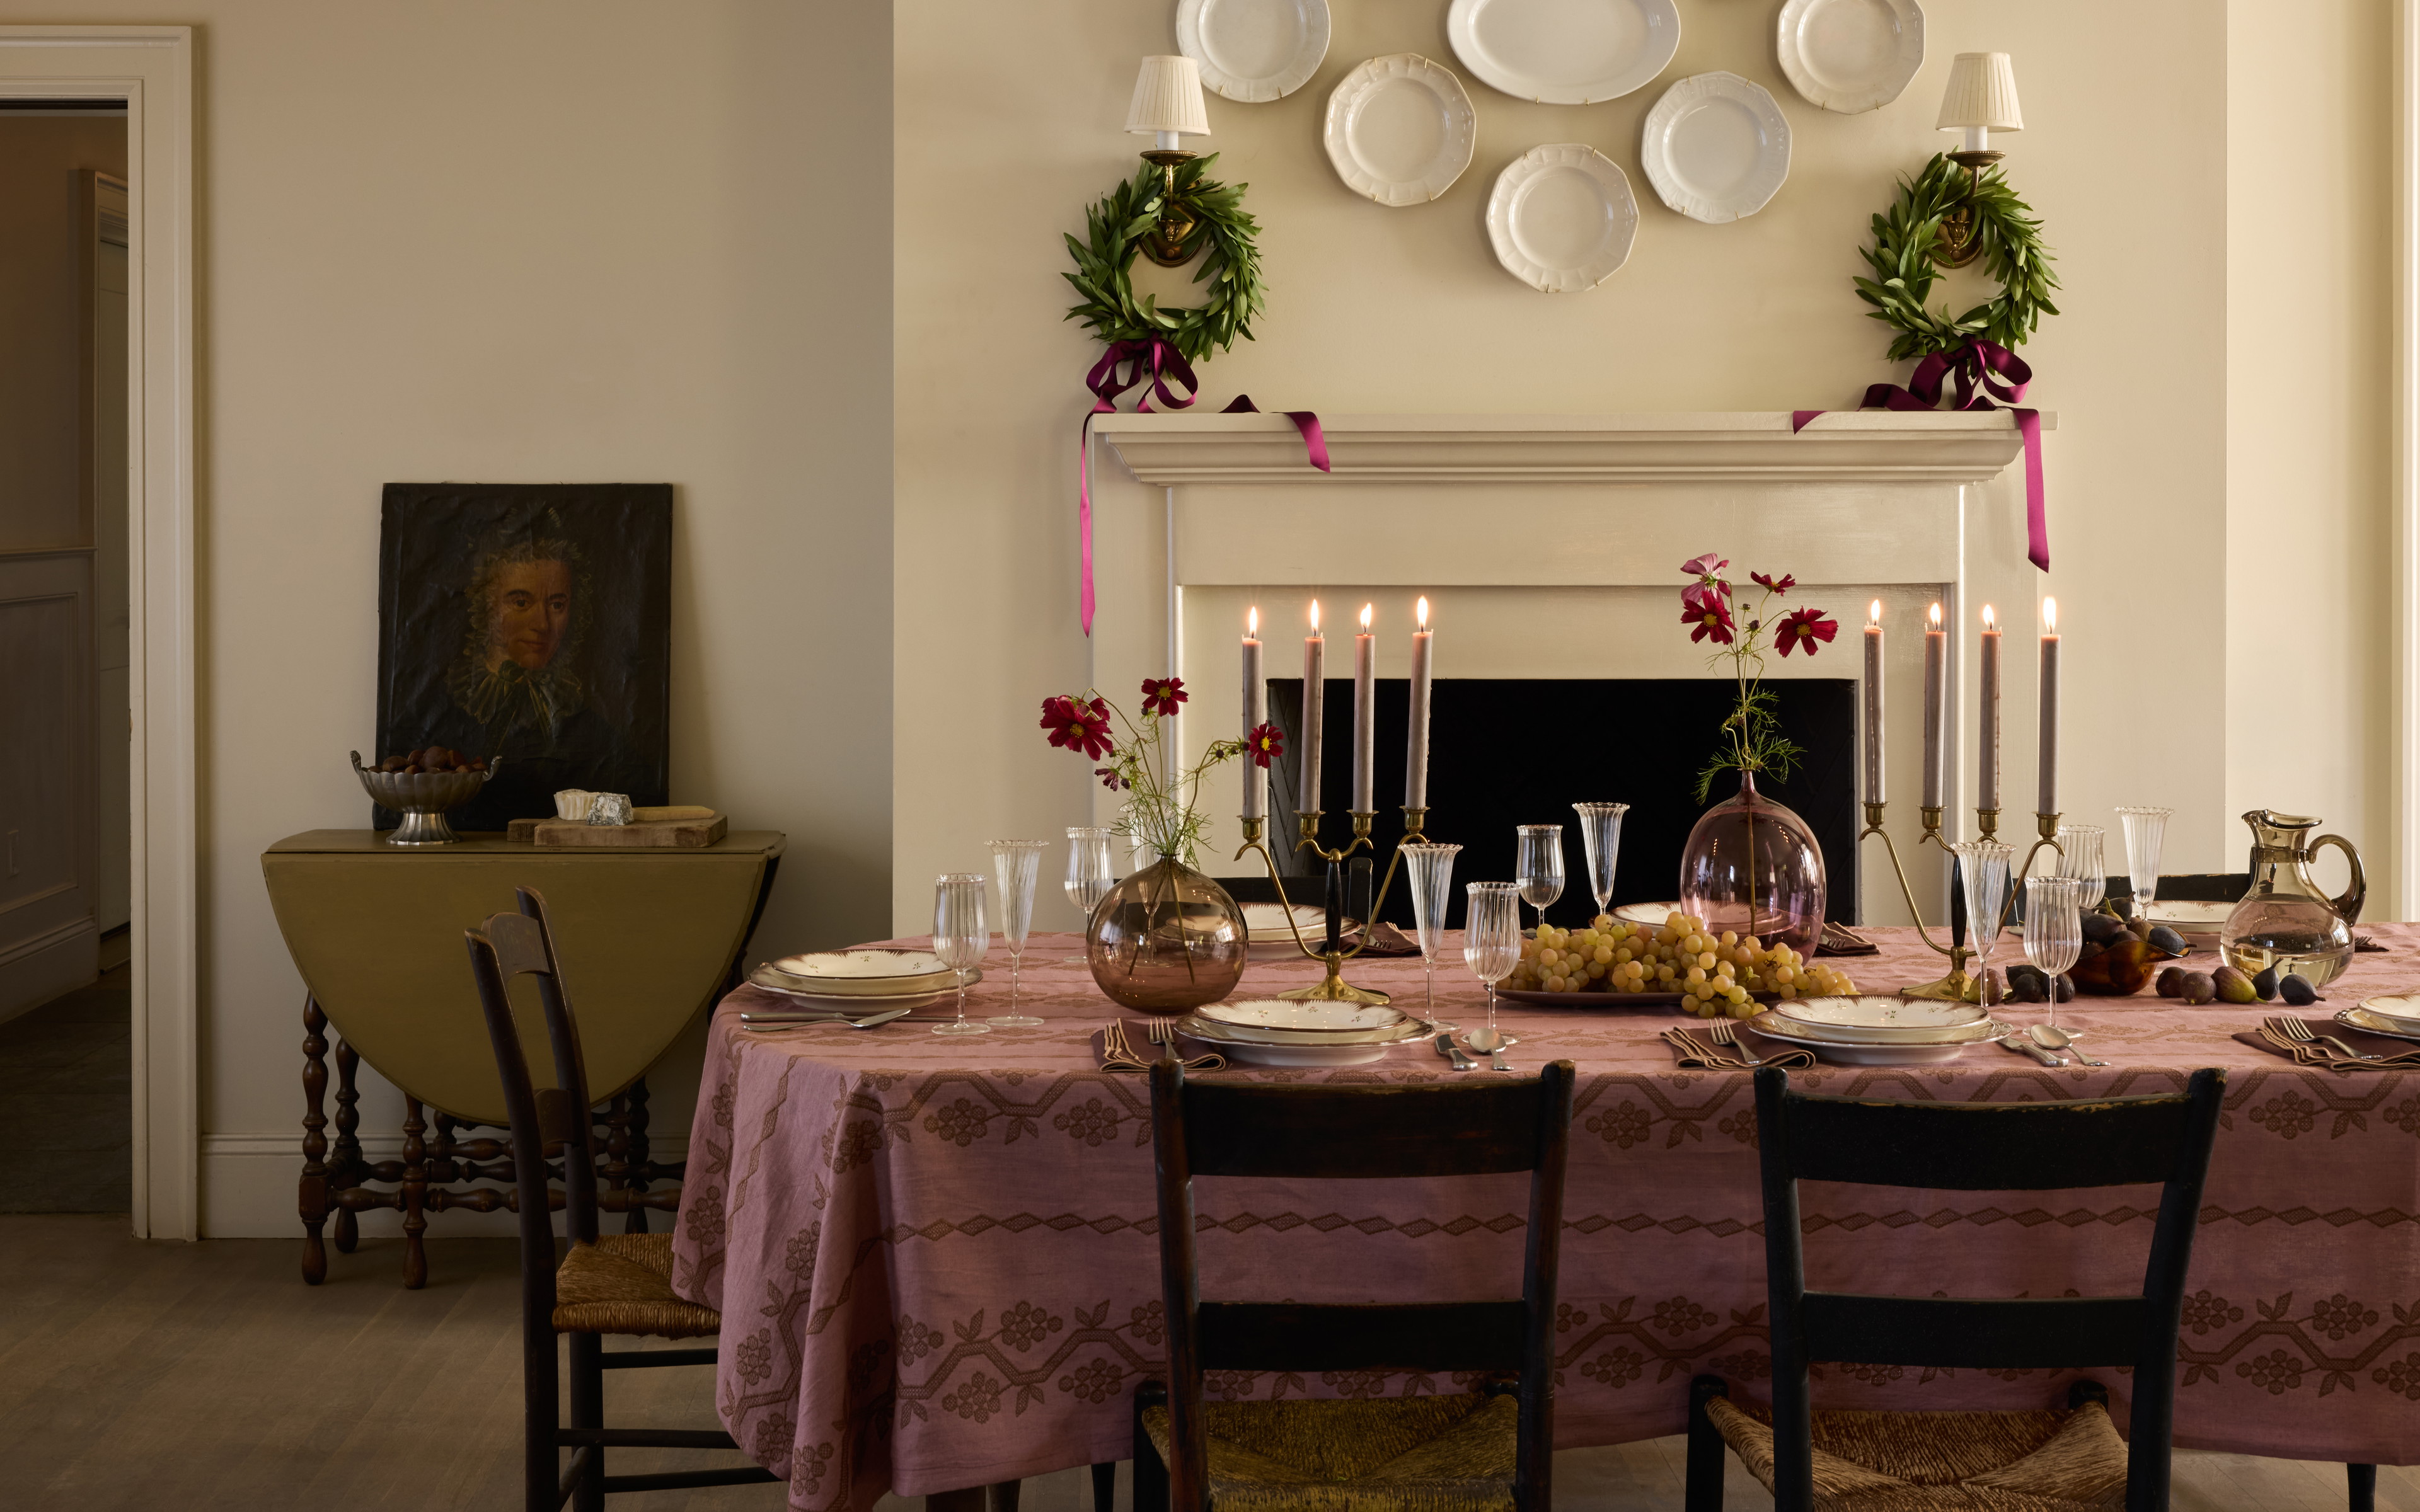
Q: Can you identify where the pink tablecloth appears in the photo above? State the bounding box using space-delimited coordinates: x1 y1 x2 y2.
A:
672 927 2420 1508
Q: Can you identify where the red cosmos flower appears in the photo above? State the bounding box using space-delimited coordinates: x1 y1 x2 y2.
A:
1773 607 1838 656
1750 570 1796 594
1040 694 1114 760
1684 600 1736 645
1243 722 1286 769
1140 676 1188 716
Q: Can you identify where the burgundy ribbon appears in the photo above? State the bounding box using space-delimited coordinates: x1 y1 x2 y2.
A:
1078 342 1328 635
1797 340 2048 571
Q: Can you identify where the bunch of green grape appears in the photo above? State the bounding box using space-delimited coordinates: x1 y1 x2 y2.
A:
1505 911 1856 1019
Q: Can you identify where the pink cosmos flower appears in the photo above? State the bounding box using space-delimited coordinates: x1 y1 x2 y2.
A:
1680 553 1729 578
1773 607 1838 657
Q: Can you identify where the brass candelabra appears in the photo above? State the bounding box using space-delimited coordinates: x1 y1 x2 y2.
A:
1860 801 2063 1002
1232 806 1430 1004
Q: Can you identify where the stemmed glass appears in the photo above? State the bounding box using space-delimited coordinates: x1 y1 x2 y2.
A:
1572 803 1629 924
987 840 1047 1027
2053 824 2107 915
2022 874 2087 1029
1462 881 1523 1050
2116 807 2172 926
931 873 991 1036
1954 841 2014 996
1400 843 1463 1033
1514 825 1565 936
1063 827 1116 961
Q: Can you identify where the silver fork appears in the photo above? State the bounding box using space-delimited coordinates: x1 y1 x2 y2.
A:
1706 1021 1777 1068
2267 1016 2379 1062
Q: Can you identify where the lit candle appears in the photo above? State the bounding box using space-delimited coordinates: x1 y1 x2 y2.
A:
1405 597 1434 811
1298 600 1325 815
1978 604 2002 813
1863 601 1885 806
1241 607 1265 822
1351 605 1375 813
1922 602 1946 810
2037 597 2060 816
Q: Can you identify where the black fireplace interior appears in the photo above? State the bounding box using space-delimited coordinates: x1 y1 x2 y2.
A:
1221 677 1859 931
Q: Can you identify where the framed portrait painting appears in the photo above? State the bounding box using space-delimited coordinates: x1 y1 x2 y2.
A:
375 483 671 832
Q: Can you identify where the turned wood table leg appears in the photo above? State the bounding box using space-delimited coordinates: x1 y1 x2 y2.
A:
299 995 331 1285
401 1096 430 1290
331 1039 361 1254
624 1077 651 1234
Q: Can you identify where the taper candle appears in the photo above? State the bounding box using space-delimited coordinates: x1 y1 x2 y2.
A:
2037 597 2060 816
1978 604 2002 812
1241 607 1265 821
1405 596 1434 811
1351 604 1375 813
1298 600 1325 813
1922 602 1946 809
1862 601 1885 805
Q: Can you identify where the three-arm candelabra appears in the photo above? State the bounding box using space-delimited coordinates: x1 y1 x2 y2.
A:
1860 801 2062 1001
1233 805 1430 1004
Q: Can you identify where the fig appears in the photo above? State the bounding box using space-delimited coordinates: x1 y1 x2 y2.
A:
2079 939 2107 962
2157 966 2186 999
2053 973 2076 1002
2081 912 2128 946
2069 933 2189 995
2147 925 2187 955
2279 974 2320 1007
2213 965 2258 1004
2179 971 2216 1006
2252 966 2279 1002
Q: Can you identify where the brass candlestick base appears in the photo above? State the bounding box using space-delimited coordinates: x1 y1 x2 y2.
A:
1861 799 2062 1002
1236 806 1432 1009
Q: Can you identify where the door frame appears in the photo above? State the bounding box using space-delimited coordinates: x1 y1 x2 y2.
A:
0 26 197 1239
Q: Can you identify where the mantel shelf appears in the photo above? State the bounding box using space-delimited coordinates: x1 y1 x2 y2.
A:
1094 410 2057 486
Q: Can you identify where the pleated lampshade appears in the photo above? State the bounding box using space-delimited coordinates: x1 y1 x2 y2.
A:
1126 55 1210 137
1935 52 2023 132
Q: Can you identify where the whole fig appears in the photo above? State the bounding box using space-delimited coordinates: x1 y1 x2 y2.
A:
2279 974 2320 1007
2251 966 2279 1002
2148 925 2187 955
2179 971 2216 1006
2081 912 2127 946
2212 966 2258 1004
2053 973 2076 1002
2157 966 2186 999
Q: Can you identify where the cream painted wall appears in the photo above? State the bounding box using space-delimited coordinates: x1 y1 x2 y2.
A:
0 2 894 1235
896 1 2233 934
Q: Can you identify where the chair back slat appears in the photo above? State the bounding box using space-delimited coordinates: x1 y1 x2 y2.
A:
1196 1302 1528 1373
1799 1295 2146 1370
1777 1092 2192 1190
1177 1079 1554 1178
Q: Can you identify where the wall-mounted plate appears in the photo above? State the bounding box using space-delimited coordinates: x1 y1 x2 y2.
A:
1175 0 1330 104
1640 71 1792 224
1776 0 1923 115
1322 54 1478 206
1446 0 1680 105
1485 142 1638 292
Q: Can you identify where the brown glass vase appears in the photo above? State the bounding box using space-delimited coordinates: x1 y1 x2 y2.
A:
1086 856 1248 1012
1677 770 1827 957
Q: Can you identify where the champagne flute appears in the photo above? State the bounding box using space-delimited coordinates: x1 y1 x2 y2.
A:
931 873 991 1036
987 840 1047 1027
1063 827 1115 961
1572 803 1629 924
1954 841 2014 997
2116 807 2172 928
2052 823 2107 914
1462 881 1523 1050
1400 842 1463 1032
2022 874 2086 1029
1514 825 1565 936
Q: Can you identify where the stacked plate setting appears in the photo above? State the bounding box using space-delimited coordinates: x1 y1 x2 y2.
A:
1241 902 1328 961
747 949 977 1016
2344 994 2420 1044
1175 998 1435 1067
1742 995 2007 1065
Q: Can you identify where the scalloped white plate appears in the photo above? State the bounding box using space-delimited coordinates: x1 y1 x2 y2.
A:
2350 995 2420 1036
1323 54 1478 207
1640 72 1792 224
1486 143 1637 292
1765 994 1995 1045
1775 0 1923 115
1746 1012 2013 1065
1194 997 1405 1034
1177 0 1330 103
1446 0 1679 105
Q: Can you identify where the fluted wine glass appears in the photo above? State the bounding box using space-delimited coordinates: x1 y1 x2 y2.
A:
1514 825 1564 935
2116 807 2172 925
2052 823 2107 915
931 873 991 1037
1400 842 1462 1032
1063 827 1116 961
1955 841 2014 996
1463 881 1523 1050
2023 874 2086 1030
987 840 1047 1026
1572 803 1628 923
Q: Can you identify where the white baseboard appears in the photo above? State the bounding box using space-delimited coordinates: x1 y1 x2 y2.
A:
199 1130 691 1240
0 918 98 1026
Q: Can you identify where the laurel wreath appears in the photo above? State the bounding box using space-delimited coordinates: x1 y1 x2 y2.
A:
1062 154 1265 364
1855 153 2060 363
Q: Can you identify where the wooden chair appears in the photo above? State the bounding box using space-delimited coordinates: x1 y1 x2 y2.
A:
466 887 778 1511
1132 1057 1576 1512
1686 1064 2226 1512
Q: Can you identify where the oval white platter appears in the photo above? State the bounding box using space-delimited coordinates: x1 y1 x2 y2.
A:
1775 0 1923 115
1745 1011 2012 1065
1177 0 1330 104
1323 54 1478 207
1486 143 1637 292
1640 72 1792 224
1764 994 1995 1046
1446 0 1680 105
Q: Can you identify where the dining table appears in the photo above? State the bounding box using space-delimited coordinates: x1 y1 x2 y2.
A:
671 925 2420 1512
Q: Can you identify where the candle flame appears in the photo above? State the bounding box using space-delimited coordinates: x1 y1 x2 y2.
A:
1247 605 1258 636
1869 599 1882 625
1359 603 1373 631
2043 597 2058 633
1982 604 1998 631
1308 599 1321 632
1417 595 1429 629
1928 602 1942 627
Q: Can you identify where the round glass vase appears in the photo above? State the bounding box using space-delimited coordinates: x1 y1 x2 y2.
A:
1086 855 1249 1012
1677 770 1828 957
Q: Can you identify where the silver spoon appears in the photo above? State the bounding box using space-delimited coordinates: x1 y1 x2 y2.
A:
1433 1033 1477 1073
2029 1023 2107 1066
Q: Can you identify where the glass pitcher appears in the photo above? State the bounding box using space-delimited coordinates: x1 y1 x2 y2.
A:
2218 810 2366 986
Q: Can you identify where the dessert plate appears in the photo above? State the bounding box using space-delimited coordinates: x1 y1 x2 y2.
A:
1485 143 1638 292
1177 0 1330 104
1323 54 1478 207
1775 0 1923 115
1765 994 1996 1045
1745 1011 2011 1065
760 949 961 996
1640 72 1792 224
1242 902 1327 959
1445 0 1680 105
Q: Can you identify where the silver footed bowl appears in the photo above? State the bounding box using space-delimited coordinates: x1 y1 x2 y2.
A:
350 750 498 845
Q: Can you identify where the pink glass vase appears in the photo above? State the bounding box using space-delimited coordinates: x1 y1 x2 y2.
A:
1085 856 1249 1012
1678 770 1826 956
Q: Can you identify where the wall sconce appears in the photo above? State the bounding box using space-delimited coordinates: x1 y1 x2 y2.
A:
1125 55 1211 266
1933 51 2022 268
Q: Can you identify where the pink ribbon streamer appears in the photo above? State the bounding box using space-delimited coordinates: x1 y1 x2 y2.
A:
1797 340 2048 571
1078 342 1328 634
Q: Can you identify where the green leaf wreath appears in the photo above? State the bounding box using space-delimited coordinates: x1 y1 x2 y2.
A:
1854 153 2061 362
1061 154 1265 364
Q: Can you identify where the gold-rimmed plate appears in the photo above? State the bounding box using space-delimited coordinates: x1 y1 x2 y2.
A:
753 950 970 998
1766 994 1994 1045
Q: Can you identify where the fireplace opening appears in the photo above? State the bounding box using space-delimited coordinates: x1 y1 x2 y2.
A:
1225 678 1858 930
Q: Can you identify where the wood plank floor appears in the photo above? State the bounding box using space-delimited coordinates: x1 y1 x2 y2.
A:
0 1216 2406 1510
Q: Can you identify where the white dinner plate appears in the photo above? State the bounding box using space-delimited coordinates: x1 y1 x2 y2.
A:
1745 1011 2011 1065
1193 997 1406 1035
1323 54 1478 207
1640 72 1792 224
744 976 958 1014
1775 0 1923 115
1445 0 1680 105
1765 994 1995 1046
1486 143 1638 292
2350 995 2420 1036
2143 900 2235 931
1242 902 1327 959
760 949 960 996
1178 1011 1436 1065
1177 0 1330 103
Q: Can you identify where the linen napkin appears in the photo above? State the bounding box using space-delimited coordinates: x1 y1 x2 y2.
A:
1660 1026 1816 1070
1094 1019 1226 1072
2235 1017 2420 1073
1817 922 1880 958
2356 936 2388 953
1346 920 1422 957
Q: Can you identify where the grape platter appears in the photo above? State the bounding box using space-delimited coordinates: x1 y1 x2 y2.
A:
1505 910 1856 1019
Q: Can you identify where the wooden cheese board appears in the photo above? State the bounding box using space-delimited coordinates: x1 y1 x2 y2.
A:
506 807 729 849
